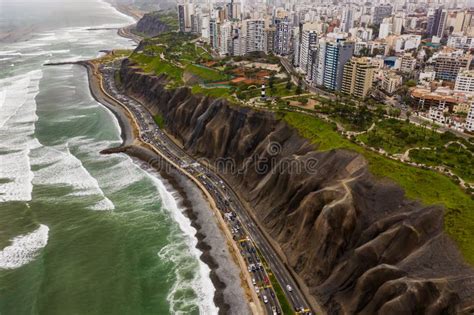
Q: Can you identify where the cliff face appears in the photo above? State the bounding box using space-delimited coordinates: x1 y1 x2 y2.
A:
120 60 474 314
134 12 170 37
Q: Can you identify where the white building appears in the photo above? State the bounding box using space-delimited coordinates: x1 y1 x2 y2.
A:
455 69 474 93
219 21 233 56
393 35 422 53
201 14 210 43
349 27 373 42
447 34 474 50
379 20 392 39
341 6 355 33
245 19 267 53
382 72 402 94
418 71 436 87
400 54 416 73
466 102 474 131
299 30 318 74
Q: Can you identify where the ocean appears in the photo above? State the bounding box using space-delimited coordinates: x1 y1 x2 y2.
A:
0 0 217 314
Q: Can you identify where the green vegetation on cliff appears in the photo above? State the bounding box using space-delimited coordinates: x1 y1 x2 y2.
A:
283 111 474 264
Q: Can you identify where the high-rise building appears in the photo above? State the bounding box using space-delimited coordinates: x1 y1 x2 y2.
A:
274 18 291 56
433 49 472 81
266 26 276 54
428 7 448 38
322 39 355 91
372 4 392 26
232 24 246 56
313 40 326 87
210 19 219 49
201 14 211 43
245 19 267 53
341 57 376 98
299 30 318 74
219 21 233 56
178 1 194 33
378 19 392 39
341 6 354 33
226 0 242 20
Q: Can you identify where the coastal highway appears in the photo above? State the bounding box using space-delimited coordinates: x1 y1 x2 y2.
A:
98 63 315 315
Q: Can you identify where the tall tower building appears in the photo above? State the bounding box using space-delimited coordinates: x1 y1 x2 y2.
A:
178 0 194 33
342 57 376 98
299 30 318 74
322 39 355 91
372 4 393 26
341 6 354 33
428 7 448 38
274 18 291 56
245 19 267 53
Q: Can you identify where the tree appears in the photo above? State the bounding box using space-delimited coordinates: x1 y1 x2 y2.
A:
404 80 417 88
406 110 412 123
269 74 276 94
285 78 292 90
295 78 303 95
390 108 401 118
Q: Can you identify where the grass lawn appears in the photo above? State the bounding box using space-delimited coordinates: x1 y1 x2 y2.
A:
283 111 474 265
240 82 297 100
357 119 459 154
191 85 234 100
185 64 229 82
130 53 184 85
410 144 474 183
356 118 474 184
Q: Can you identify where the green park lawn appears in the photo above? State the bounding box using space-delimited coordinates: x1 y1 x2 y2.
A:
185 64 230 83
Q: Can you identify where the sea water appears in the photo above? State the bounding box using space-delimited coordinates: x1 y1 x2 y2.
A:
0 0 217 314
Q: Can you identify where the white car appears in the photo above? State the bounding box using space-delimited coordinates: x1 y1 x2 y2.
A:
286 284 292 292
255 286 260 294
252 278 256 285
263 295 268 304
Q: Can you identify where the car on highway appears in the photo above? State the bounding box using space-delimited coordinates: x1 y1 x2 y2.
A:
263 295 268 304
252 278 256 285
286 284 292 292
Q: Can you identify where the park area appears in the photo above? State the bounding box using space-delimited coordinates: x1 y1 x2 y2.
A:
127 31 297 103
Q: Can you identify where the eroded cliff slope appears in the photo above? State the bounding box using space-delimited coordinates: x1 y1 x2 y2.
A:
119 59 474 314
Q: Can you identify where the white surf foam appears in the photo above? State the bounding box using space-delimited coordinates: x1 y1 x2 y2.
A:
30 143 115 211
97 0 137 24
0 70 42 202
147 172 218 315
0 224 49 270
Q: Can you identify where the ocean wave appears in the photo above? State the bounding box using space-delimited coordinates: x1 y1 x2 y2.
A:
31 143 115 211
0 224 49 270
147 172 218 315
0 70 42 202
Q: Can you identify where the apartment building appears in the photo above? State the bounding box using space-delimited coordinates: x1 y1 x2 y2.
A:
341 57 376 98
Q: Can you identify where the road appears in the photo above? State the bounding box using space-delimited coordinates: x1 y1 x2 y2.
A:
98 63 315 315
279 57 335 100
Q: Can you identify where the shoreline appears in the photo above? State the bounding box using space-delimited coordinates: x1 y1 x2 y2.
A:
80 60 255 314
